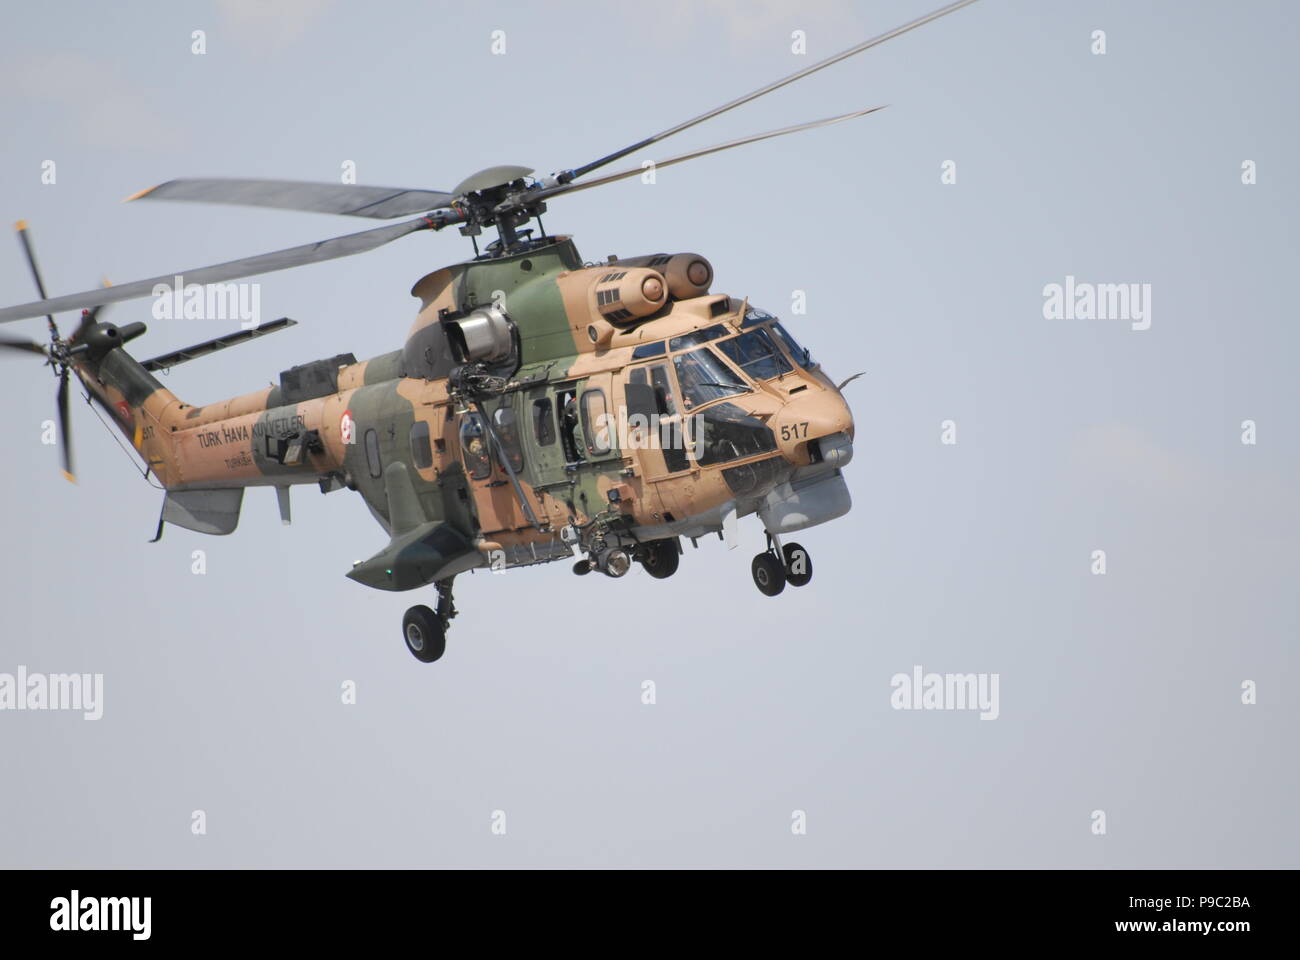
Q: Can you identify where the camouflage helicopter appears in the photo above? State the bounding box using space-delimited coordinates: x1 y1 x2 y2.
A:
0 1 977 662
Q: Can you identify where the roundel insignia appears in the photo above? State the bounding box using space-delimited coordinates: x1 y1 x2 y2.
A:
340 409 355 445
114 401 132 422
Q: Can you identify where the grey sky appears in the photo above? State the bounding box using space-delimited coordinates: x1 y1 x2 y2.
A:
0 0 1295 867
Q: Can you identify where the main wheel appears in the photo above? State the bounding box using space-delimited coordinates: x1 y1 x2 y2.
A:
640 539 680 579
751 552 786 596
782 542 813 587
403 604 446 663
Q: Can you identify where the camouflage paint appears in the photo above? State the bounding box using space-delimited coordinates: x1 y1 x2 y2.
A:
65 236 854 591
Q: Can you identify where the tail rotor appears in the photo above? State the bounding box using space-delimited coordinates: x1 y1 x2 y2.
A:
0 222 101 483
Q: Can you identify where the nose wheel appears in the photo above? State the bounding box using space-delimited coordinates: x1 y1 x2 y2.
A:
751 537 813 596
402 578 457 663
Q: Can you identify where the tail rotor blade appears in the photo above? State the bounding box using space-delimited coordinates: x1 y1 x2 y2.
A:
14 221 59 340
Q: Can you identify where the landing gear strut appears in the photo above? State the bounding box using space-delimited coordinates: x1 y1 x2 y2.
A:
750 535 813 596
402 578 457 663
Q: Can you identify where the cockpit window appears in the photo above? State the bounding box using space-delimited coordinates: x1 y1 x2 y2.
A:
770 321 815 369
741 307 777 329
672 347 750 409
716 328 792 380
689 402 778 466
669 324 729 352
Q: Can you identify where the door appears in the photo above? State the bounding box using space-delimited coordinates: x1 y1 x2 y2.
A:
624 361 691 482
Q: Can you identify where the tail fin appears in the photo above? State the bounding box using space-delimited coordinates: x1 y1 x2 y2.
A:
71 320 183 480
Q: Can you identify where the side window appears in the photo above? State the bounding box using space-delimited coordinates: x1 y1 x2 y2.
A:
580 389 612 457
557 388 583 464
409 420 433 470
648 364 677 416
532 397 555 446
493 406 524 474
364 428 382 479
459 414 492 480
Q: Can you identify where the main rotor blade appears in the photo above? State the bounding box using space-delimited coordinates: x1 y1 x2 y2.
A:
14 221 59 339
0 214 449 325
0 335 48 356
562 0 978 183
128 179 456 220
57 367 75 483
532 106 886 204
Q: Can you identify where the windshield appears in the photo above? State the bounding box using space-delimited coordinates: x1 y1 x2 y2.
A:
669 324 730 351
770 321 814 369
715 328 792 380
673 347 750 409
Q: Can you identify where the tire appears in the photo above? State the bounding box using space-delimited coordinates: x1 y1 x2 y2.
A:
640 539 680 579
782 542 813 587
751 553 786 597
403 604 446 663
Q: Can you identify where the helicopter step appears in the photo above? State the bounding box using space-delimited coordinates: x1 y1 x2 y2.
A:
750 535 813 597
403 578 457 663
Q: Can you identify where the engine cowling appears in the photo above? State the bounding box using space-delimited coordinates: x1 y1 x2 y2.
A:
613 253 712 300
591 266 668 326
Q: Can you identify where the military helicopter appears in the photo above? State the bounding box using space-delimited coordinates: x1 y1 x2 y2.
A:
0 1 977 662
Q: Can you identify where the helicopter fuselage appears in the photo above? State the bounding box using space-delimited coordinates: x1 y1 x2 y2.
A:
70 236 854 589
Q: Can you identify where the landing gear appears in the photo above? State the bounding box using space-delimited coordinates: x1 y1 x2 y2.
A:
782 541 813 587
402 578 456 663
751 536 814 596
403 606 444 662
751 552 786 596
639 538 680 579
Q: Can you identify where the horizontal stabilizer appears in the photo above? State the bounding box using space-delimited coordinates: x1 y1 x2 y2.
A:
161 487 245 535
141 317 296 372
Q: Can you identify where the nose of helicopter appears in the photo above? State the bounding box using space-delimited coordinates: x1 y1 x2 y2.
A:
772 387 855 468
